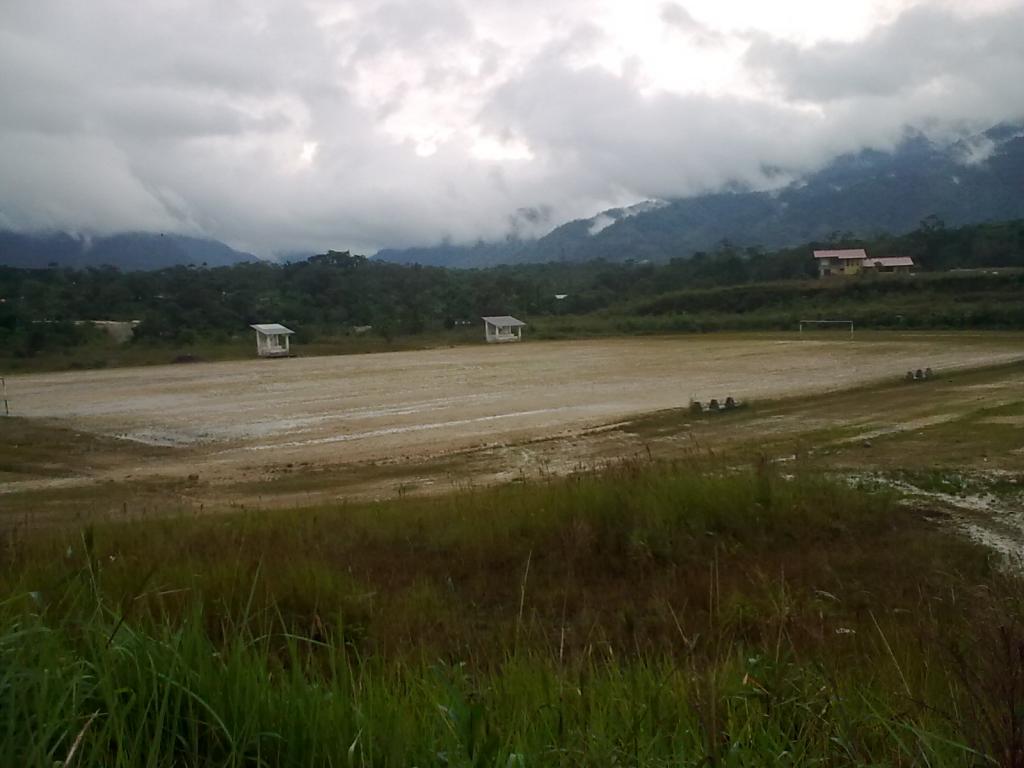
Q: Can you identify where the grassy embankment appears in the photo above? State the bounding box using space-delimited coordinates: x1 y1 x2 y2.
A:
2 455 1023 765
534 270 1024 338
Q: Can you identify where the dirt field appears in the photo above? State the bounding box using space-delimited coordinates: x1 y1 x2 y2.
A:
9 334 1023 453
2 332 1023 522
7 333 1023 464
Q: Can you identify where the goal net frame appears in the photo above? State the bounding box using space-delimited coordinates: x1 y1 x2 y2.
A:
798 319 854 337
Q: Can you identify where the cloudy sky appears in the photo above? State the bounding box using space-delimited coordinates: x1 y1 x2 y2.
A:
1 0 1023 255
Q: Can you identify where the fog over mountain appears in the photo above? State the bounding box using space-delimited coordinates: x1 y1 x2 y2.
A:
378 125 1024 266
1 1 1023 260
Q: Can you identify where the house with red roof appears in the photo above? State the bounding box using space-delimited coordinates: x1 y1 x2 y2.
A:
813 249 914 278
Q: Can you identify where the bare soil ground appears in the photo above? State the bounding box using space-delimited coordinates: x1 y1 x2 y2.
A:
2 332 1022 521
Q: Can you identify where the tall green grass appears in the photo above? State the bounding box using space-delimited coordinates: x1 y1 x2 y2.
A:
0 600 1000 767
2 459 1021 765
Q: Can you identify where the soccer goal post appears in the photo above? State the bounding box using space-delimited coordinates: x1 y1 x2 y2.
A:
798 319 854 337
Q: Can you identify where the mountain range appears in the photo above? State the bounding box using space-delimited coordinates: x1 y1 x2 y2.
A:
377 124 1024 267
0 232 255 271
2 125 1022 272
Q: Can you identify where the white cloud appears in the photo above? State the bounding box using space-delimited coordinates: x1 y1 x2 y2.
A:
746 4 1024 104
0 0 1022 256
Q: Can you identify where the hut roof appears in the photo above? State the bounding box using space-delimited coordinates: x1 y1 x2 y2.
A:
481 315 526 327
250 323 295 335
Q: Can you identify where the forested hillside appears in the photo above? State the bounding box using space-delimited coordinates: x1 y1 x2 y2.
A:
1 218 1022 364
0 232 254 270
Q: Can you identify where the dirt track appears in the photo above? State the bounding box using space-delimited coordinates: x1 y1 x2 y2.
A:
8 334 1023 472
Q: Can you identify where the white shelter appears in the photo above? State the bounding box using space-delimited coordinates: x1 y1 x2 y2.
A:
250 323 294 358
482 315 526 343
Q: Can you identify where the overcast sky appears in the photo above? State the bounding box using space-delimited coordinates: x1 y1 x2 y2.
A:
1 0 1023 255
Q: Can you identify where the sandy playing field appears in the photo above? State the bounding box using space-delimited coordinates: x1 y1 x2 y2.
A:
8 334 1024 470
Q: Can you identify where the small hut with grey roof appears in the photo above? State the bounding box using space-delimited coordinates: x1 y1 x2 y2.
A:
482 315 526 343
250 323 295 357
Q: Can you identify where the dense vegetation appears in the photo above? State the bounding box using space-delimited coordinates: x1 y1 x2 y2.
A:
2 457 1021 765
1 218 1022 368
552 269 1024 336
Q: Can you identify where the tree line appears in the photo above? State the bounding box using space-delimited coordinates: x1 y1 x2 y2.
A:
1 217 1022 358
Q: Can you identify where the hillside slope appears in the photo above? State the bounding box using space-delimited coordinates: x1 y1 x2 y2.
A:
0 232 255 270
378 125 1024 267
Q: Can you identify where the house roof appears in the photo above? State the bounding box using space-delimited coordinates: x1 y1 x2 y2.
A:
862 256 914 267
250 323 295 335
481 315 526 327
813 249 868 260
